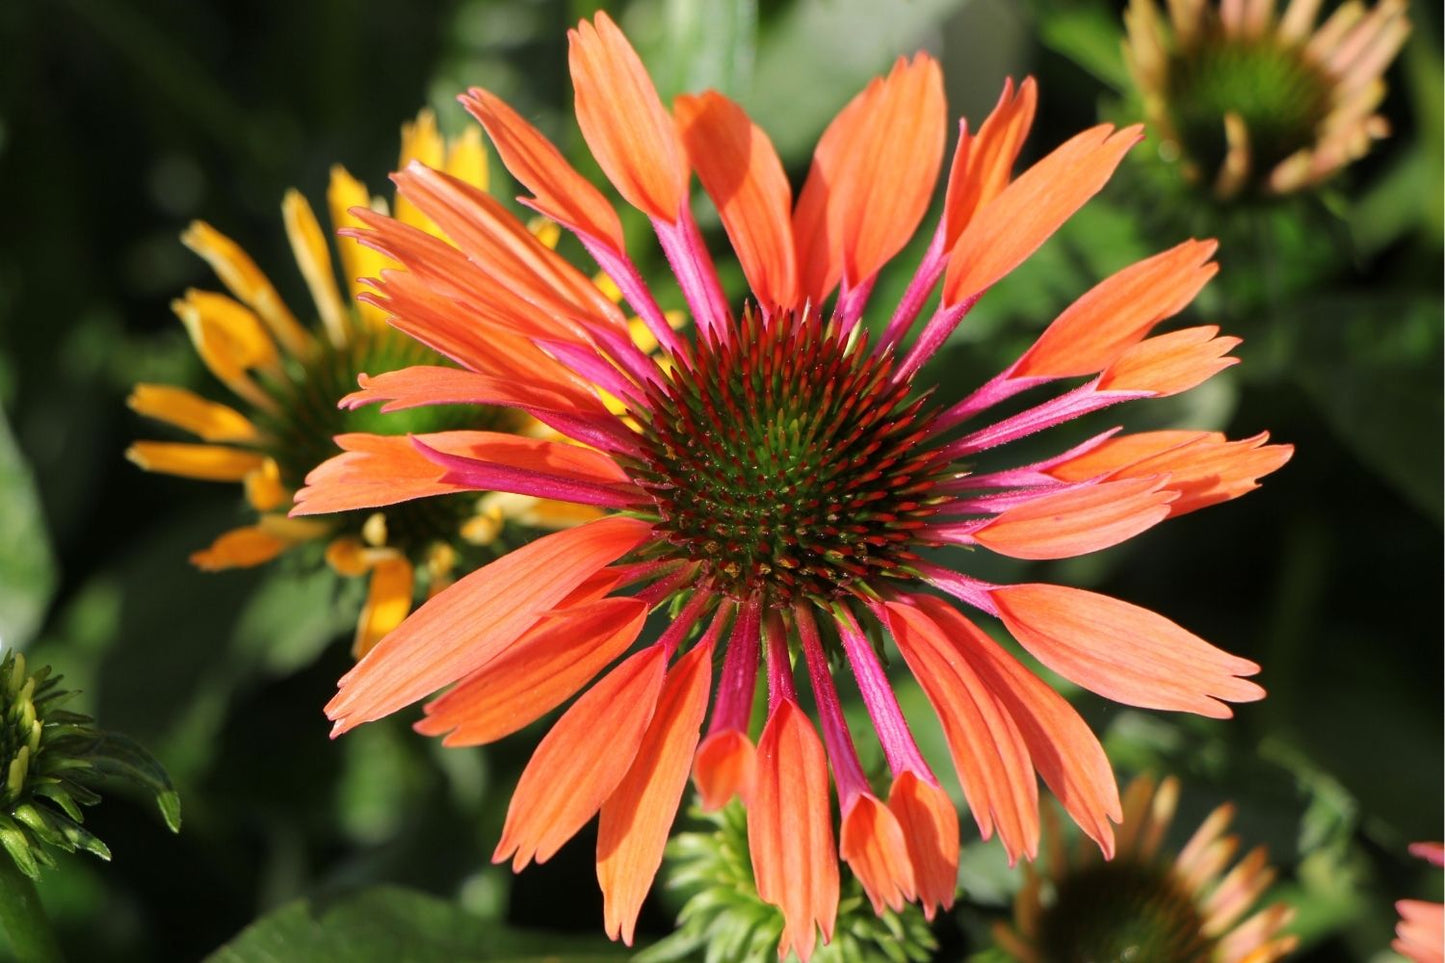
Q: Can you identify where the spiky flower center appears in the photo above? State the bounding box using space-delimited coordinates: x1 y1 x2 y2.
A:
631 308 948 606
1167 37 1332 179
1036 860 1216 963
253 321 520 555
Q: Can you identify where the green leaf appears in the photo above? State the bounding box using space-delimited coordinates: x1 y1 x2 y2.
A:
203 886 630 963
1035 0 1130 90
0 407 58 647
644 0 757 101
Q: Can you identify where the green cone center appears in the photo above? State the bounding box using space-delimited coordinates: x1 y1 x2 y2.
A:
632 308 946 606
1036 859 1217 963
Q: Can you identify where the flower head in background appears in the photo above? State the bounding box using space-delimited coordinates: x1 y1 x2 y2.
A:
1394 841 1444 963
127 112 599 657
1125 0 1410 199
994 775 1298 963
298 13 1290 958
1 648 180 878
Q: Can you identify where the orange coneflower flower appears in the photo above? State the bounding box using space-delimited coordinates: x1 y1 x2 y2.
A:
296 14 1291 958
1125 0 1410 198
127 111 600 657
1395 842 1444 963
993 775 1298 962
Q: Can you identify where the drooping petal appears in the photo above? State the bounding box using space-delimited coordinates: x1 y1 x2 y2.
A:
943 124 1142 306
992 583 1265 718
749 699 839 962
325 515 653 734
292 433 473 516
839 793 918 914
353 556 414 658
569 11 689 223
127 384 260 443
597 639 714 945
1012 239 1219 378
189 525 290 570
886 599 1040 861
972 476 1177 560
281 188 349 346
181 221 313 357
675 91 798 312
494 644 669 870
887 772 959 920
415 596 648 746
692 729 757 811
125 441 268 482
460 87 626 252
1098 325 1241 396
1046 430 1220 482
794 54 946 304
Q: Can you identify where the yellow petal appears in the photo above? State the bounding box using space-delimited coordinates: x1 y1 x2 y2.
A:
282 189 349 347
479 491 605 530
353 556 415 658
243 457 289 511
397 110 446 230
181 221 313 358
127 384 260 442
527 215 562 250
327 165 393 326
126 441 268 482
190 526 289 570
257 513 332 542
446 126 489 192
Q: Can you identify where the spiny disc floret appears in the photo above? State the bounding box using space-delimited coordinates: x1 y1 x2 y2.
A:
632 307 949 605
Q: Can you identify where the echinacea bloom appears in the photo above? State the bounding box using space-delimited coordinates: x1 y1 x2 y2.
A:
993 775 1298 963
298 13 1291 958
127 111 600 656
1394 842 1444 963
1125 0 1410 198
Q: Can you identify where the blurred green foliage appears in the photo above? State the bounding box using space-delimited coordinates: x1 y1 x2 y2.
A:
0 0 1439 960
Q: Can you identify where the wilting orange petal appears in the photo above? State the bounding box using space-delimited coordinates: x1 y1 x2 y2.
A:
942 77 1038 246
569 12 688 222
292 432 474 517
597 640 715 945
461 88 625 251
1099 325 1241 397
693 728 757 811
943 124 1142 306
974 476 1177 560
189 525 289 571
495 645 668 871
1051 431 1294 518
840 794 917 914
675 91 798 312
750 700 839 962
416 596 648 746
993 583 1265 719
795 54 946 303
353 556 415 659
325 515 652 733
887 772 959 920
1013 239 1219 378
908 596 1122 856
886 599 1040 861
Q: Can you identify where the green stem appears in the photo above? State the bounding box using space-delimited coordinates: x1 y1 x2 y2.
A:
0 856 64 963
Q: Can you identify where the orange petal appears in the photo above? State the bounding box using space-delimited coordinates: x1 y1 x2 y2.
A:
597 640 715 945
887 772 959 920
840 794 917 914
993 583 1265 719
291 433 471 517
794 54 946 303
325 515 652 733
886 600 1040 861
1053 431 1294 517
1098 325 1241 396
693 728 757 811
569 12 689 222
416 596 648 746
344 365 606 420
906 596 1122 856
675 91 798 311
352 556 415 659
1013 239 1219 378
495 644 668 870
749 700 839 962
189 525 289 570
126 441 268 482
973 476 1177 560
942 77 1038 246
943 124 1142 306
461 87 625 251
